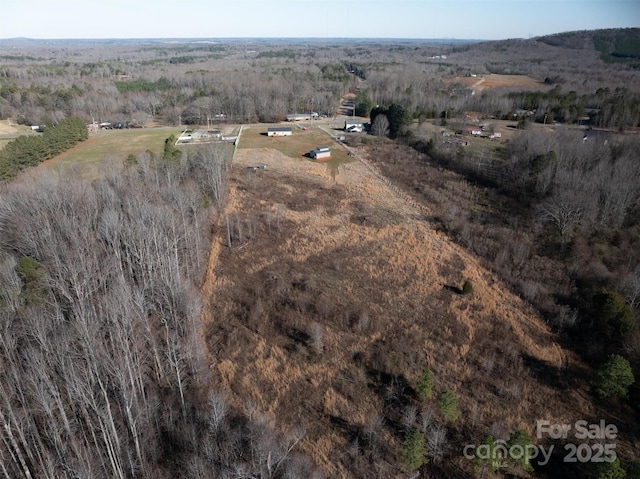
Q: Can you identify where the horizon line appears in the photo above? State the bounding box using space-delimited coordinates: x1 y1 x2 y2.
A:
2 27 636 43
1 36 495 42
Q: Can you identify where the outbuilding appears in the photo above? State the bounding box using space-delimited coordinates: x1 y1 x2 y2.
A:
310 146 331 160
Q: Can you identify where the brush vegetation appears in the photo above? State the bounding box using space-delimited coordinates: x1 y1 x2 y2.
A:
0 28 639 479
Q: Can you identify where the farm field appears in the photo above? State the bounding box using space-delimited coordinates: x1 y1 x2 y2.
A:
447 73 548 92
40 127 183 171
0 120 37 151
0 119 33 136
238 123 354 166
35 121 354 175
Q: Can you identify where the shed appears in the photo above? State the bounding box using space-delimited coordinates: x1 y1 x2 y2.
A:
267 127 293 137
310 146 331 160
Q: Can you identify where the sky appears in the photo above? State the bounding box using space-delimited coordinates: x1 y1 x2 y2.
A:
1 0 639 40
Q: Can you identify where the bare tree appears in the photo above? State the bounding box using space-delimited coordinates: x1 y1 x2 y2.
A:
371 113 390 137
192 142 231 208
622 267 640 312
538 191 583 245
426 424 448 463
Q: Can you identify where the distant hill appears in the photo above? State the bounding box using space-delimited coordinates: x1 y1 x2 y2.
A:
536 28 640 64
441 28 640 81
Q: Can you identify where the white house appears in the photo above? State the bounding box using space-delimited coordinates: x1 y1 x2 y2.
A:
344 120 364 132
267 127 293 137
310 146 331 160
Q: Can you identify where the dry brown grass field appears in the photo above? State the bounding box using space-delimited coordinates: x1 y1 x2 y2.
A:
447 74 548 92
199 144 624 477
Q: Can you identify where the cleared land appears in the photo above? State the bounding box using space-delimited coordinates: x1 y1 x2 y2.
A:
40 127 183 171
0 119 30 135
31 122 351 175
447 73 548 92
238 123 353 166
201 145 592 477
0 120 36 151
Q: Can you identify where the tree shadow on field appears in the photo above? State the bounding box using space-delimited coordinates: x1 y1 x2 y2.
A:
365 367 418 436
326 414 365 445
443 284 464 295
522 354 581 390
535 446 595 479
287 327 310 345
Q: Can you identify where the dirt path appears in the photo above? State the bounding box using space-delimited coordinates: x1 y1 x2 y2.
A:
321 125 430 218
448 74 548 93
470 76 485 91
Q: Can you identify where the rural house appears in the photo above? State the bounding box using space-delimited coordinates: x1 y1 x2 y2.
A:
344 120 364 132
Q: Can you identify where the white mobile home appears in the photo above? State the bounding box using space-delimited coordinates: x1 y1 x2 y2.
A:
287 112 318 121
267 127 293 137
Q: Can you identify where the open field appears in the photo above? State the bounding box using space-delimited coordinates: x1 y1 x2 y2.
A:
0 119 33 136
39 127 183 171
447 73 549 92
0 120 37 151
238 123 354 166
201 145 602 477
35 122 353 175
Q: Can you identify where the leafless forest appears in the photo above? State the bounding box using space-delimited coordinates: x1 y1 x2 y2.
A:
1 32 639 128
0 29 640 478
0 145 323 478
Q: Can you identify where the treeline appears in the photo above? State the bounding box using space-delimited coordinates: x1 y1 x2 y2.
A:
503 129 640 358
358 71 640 128
2 37 639 130
538 28 640 65
407 125 640 378
504 128 640 236
508 85 640 127
0 117 87 179
419 126 640 260
0 43 354 126
0 145 319 478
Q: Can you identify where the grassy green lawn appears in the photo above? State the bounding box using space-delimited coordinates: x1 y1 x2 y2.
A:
238 124 353 166
40 124 352 176
45 127 183 169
